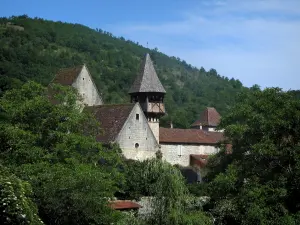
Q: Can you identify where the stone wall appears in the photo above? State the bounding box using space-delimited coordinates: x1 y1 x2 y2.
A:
72 65 103 106
117 104 159 161
148 119 159 143
160 143 219 167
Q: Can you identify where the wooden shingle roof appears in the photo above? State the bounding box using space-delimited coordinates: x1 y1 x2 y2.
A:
85 104 135 143
129 53 166 94
159 127 224 144
191 107 221 127
52 65 83 86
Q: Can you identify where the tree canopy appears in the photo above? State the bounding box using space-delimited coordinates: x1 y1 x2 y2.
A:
0 15 245 128
203 88 300 225
0 81 124 225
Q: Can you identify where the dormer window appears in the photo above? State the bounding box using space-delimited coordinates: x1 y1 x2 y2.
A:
136 114 139 120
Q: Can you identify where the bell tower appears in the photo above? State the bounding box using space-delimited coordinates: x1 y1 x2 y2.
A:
129 53 166 142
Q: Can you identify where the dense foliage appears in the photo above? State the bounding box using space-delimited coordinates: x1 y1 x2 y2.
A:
0 15 245 128
1 14 300 225
120 159 212 225
0 166 43 225
0 82 124 224
202 88 300 224
0 82 212 224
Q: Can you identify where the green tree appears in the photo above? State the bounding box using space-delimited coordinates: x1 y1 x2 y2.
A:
206 88 300 225
121 159 213 225
0 165 43 225
0 15 246 128
0 81 124 225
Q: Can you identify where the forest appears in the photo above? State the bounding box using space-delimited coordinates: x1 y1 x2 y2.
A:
0 15 245 128
1 15 300 225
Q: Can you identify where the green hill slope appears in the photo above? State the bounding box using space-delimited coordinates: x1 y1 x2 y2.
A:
0 15 245 128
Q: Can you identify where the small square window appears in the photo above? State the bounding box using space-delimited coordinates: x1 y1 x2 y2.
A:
136 114 139 120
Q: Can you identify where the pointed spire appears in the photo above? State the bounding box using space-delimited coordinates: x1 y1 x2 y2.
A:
129 53 166 93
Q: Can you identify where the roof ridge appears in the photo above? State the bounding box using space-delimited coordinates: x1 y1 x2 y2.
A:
160 127 207 132
85 103 134 109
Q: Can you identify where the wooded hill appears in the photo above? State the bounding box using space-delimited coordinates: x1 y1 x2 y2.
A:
0 15 245 128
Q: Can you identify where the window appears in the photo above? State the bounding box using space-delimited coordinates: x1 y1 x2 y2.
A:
177 145 183 157
136 114 139 120
83 77 85 80
135 143 139 148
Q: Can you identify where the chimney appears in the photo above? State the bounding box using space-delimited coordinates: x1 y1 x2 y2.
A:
170 121 173 129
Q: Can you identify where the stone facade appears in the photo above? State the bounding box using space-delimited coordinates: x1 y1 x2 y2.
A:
53 61 225 168
116 103 159 161
148 118 160 143
72 65 103 106
160 143 219 167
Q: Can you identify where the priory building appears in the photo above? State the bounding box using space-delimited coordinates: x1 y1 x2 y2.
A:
51 53 225 168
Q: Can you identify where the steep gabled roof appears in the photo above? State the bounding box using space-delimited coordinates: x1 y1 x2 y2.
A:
52 65 84 86
85 104 135 143
52 64 104 105
191 107 221 127
159 127 224 144
129 53 166 94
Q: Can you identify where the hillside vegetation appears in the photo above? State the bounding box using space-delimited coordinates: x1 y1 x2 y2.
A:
0 15 245 128
1 15 300 225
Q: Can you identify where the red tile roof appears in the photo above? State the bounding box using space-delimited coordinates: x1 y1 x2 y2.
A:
85 104 135 143
191 107 221 127
109 200 142 210
52 65 83 86
159 127 224 144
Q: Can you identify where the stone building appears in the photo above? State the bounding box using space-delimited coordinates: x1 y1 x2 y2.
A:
51 54 225 168
85 103 159 160
159 127 223 167
52 64 103 107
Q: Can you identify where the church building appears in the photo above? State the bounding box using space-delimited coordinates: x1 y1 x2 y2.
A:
51 54 225 167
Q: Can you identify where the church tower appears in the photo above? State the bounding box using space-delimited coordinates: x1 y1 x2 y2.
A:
129 53 166 142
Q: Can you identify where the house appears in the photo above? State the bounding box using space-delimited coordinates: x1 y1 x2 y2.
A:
159 127 223 166
52 64 103 107
191 107 221 132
